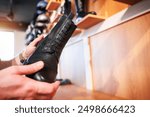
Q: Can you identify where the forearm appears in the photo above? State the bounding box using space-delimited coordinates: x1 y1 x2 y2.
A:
0 53 23 70
0 59 12 70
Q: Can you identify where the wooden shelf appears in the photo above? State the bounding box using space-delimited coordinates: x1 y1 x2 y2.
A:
72 28 82 36
46 22 57 32
53 14 62 23
114 0 141 5
46 23 53 32
77 15 105 29
50 11 62 23
53 85 123 100
46 0 61 11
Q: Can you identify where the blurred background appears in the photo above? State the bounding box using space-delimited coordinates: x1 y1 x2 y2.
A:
0 0 42 60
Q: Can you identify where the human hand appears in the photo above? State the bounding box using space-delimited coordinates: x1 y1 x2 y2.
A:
0 61 60 100
23 35 44 59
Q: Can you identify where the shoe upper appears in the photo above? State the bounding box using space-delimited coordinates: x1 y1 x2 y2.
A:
24 13 77 83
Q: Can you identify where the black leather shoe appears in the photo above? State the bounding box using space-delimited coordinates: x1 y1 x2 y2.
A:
23 13 77 83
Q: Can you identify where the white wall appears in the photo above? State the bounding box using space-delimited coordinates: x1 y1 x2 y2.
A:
0 31 14 60
14 31 26 57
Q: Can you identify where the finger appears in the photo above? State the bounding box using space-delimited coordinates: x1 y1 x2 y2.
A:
34 94 53 100
22 47 36 59
33 81 60 95
23 79 60 100
13 61 44 75
30 35 44 46
48 81 60 99
53 81 60 91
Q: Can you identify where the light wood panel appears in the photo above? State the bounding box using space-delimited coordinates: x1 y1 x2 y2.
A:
59 40 86 88
88 0 129 18
89 12 150 99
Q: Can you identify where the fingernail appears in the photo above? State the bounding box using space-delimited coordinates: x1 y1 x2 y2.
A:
37 61 44 68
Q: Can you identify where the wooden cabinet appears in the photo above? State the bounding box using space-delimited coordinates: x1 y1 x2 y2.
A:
46 0 150 99
46 0 130 31
89 12 150 99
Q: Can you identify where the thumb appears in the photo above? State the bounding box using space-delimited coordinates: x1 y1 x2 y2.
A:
14 61 44 75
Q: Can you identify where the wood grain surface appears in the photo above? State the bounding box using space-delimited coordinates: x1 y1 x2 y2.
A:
89 12 150 99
